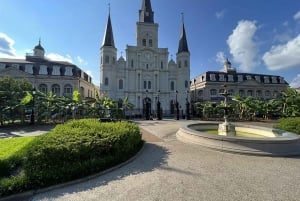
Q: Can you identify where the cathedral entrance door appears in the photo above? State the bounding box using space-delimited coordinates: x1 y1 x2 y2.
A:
143 97 151 120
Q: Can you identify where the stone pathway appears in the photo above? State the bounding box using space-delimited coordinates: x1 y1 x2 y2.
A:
28 120 300 201
0 124 55 138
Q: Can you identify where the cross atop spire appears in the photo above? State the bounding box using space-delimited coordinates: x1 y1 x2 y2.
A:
139 0 154 23
181 12 184 24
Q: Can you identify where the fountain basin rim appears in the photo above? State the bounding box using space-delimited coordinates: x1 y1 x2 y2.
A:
186 123 300 142
176 122 300 156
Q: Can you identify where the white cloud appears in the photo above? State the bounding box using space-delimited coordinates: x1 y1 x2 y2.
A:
215 51 226 65
46 53 73 63
216 9 226 19
294 10 300 21
290 74 300 88
263 34 300 71
0 33 17 58
76 56 88 66
227 20 259 72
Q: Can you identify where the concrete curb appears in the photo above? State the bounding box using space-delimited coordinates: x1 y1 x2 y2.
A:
0 142 146 201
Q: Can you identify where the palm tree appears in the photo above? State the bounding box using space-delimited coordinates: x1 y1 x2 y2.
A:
280 87 300 117
120 96 135 119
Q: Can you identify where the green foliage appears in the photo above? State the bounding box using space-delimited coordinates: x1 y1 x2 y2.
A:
274 117 300 135
0 77 32 125
0 119 142 196
24 119 142 188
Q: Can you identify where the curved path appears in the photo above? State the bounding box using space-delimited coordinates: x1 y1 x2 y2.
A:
26 120 300 201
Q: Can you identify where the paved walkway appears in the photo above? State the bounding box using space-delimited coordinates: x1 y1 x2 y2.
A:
0 124 55 138
2 120 300 201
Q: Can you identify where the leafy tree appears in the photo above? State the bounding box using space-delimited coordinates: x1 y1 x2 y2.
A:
0 77 32 125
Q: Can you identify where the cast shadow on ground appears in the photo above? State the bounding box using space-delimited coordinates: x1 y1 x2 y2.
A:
32 143 170 200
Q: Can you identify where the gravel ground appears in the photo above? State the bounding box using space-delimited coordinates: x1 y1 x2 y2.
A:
30 120 300 201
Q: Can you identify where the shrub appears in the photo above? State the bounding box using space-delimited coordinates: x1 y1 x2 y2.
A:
24 119 143 188
274 117 300 134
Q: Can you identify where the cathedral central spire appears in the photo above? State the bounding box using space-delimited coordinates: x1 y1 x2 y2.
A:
139 0 154 23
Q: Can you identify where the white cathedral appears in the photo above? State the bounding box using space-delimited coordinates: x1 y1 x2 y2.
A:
100 0 190 116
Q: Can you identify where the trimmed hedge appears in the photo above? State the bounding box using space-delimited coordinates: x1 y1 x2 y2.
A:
0 119 143 197
274 117 300 135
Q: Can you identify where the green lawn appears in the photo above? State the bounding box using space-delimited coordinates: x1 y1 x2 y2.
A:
0 137 36 161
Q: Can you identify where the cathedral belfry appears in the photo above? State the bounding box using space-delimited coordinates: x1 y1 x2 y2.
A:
100 0 190 117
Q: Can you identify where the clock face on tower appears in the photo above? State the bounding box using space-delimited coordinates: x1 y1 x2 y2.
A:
144 52 151 61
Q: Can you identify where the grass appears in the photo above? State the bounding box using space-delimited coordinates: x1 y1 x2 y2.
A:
0 137 36 161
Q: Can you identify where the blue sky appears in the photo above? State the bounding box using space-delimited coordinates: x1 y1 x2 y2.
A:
0 0 300 88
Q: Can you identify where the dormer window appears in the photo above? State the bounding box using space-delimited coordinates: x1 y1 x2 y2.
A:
210 74 216 81
219 74 225 81
238 75 243 82
255 76 261 82
264 76 270 83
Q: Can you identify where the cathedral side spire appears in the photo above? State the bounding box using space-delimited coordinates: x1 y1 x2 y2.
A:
177 13 189 54
139 0 154 23
102 12 115 48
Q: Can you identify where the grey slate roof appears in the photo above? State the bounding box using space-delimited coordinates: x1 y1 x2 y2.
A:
102 14 115 48
178 23 189 53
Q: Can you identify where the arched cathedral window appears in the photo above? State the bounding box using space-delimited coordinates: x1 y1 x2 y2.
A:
149 39 153 47
119 79 123 90
105 77 109 86
105 56 109 64
170 81 175 91
184 60 188 67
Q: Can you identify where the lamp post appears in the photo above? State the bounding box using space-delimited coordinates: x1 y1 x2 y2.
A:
186 90 190 120
157 90 162 120
145 90 150 120
30 88 36 125
175 90 179 120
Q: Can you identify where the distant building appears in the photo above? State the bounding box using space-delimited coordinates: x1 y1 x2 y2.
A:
99 0 190 115
0 40 97 98
190 59 289 103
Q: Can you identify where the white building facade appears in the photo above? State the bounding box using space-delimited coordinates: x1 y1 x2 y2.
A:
190 59 289 103
0 40 97 99
100 0 190 116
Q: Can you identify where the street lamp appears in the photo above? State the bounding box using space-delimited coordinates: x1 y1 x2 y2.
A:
30 87 36 125
175 90 179 120
186 90 190 120
157 90 162 120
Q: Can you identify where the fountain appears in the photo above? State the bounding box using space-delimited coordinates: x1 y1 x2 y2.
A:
176 85 300 156
218 84 236 136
